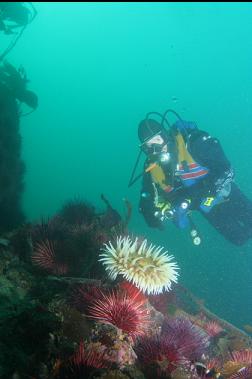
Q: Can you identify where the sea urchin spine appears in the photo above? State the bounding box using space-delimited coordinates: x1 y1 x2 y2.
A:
87 288 150 339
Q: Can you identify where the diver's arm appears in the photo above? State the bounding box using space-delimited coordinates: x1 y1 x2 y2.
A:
139 173 163 229
177 130 234 208
190 130 233 186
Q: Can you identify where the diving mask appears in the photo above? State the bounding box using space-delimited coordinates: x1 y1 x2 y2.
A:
141 133 172 165
142 142 166 155
141 131 168 154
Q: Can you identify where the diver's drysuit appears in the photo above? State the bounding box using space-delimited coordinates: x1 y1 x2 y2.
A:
139 120 252 246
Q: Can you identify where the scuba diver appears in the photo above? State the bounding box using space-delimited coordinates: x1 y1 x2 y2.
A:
128 109 252 246
0 2 38 110
0 2 37 60
0 2 30 31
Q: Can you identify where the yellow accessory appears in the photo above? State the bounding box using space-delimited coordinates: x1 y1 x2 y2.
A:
145 162 158 173
175 133 194 165
160 203 172 215
203 197 215 207
148 132 196 191
148 163 168 191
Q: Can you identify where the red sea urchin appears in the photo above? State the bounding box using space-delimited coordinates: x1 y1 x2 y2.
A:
30 218 71 275
71 341 109 368
55 341 110 378
118 281 148 304
231 350 252 365
31 238 68 275
135 333 186 377
69 283 104 313
203 320 224 337
87 288 150 339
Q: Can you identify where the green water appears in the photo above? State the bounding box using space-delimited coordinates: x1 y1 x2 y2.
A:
3 2 252 329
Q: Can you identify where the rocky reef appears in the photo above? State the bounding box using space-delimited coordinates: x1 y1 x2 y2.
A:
0 197 252 379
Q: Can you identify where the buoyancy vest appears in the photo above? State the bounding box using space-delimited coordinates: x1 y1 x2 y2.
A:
148 132 209 192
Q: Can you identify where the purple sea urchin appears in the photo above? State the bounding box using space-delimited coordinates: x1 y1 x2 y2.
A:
58 199 96 226
161 316 210 361
229 364 252 379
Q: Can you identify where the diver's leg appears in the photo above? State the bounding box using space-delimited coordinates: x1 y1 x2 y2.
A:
201 184 252 246
229 183 252 229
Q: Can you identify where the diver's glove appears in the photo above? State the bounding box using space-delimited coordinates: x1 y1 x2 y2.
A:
199 191 228 213
200 169 234 213
154 203 174 222
172 200 191 229
154 200 191 229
